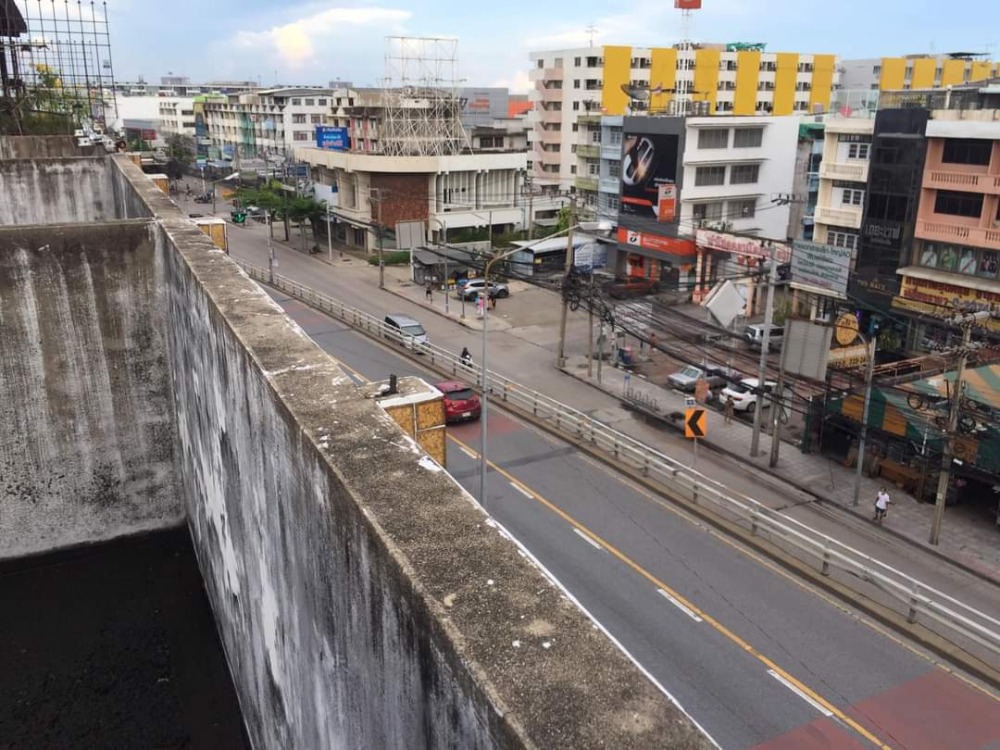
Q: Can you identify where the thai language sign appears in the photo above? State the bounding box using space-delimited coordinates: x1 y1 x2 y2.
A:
790 240 853 298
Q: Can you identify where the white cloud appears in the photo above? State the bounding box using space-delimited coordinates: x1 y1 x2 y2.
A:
230 6 412 72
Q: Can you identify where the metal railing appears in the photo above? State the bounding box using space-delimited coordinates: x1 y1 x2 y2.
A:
234 258 1000 666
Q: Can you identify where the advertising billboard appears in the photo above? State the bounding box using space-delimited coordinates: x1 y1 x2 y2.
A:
675 0 702 8
316 126 349 151
620 132 680 224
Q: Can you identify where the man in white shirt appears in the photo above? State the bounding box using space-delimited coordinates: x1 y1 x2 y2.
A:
874 487 891 523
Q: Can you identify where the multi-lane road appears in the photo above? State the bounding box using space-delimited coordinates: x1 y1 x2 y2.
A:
267 286 999 750
189 202 1000 748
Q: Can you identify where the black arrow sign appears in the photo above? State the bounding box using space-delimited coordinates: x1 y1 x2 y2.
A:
685 408 706 439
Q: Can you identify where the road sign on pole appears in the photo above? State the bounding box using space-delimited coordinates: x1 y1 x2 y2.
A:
685 408 706 439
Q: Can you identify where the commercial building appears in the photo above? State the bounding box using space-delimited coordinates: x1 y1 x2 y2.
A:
840 54 1000 94
157 97 196 139
610 114 798 307
202 87 343 162
529 43 838 192
294 147 528 253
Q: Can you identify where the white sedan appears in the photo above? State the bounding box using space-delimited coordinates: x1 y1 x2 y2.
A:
720 378 777 412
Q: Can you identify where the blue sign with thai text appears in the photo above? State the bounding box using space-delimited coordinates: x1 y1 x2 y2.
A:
316 126 349 150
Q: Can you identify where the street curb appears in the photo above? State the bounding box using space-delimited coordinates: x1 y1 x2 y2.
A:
570 369 1000 589
380 283 514 333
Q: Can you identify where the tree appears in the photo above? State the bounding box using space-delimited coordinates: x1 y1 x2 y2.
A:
164 133 195 181
127 138 153 152
236 181 324 246
555 205 572 233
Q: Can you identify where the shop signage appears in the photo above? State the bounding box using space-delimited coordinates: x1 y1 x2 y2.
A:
893 275 1000 331
837 133 872 143
790 240 852 298
618 227 696 257
696 229 791 263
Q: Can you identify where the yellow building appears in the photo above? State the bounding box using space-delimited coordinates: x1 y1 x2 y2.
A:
840 54 1000 93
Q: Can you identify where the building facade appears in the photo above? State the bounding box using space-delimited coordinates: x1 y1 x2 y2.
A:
840 54 1000 94
293 147 528 252
202 88 341 161
157 97 196 139
529 44 838 192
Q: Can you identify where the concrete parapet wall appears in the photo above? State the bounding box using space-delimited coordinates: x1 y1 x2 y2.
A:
108 154 708 748
0 157 116 225
0 220 182 559
0 135 96 160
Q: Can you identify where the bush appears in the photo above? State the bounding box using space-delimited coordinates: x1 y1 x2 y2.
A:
368 250 411 266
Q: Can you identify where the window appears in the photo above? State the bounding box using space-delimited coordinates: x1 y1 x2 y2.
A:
590 130 601 143
733 128 763 148
292 113 307 124
293 131 310 141
730 199 756 218
934 190 984 218
841 188 864 206
588 162 599 176
695 166 726 186
291 98 301 105
941 138 992 166
607 195 620 211
848 143 870 160
574 57 581 66
693 202 724 222
310 114 322 123
572 123 578 132
574 79 581 89
608 162 620 178
978 251 999 278
305 98 314 106
570 165 577 174
572 101 580 111
867 193 909 222
537 59 544 69
828 231 859 250
698 128 728 149
730 164 760 185
318 99 326 105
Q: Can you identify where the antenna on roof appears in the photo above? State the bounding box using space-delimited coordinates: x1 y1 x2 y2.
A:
586 23 598 48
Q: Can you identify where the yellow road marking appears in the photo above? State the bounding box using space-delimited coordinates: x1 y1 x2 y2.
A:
447 434 894 749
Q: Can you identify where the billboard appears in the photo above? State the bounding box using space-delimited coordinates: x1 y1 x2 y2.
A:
675 0 702 7
617 227 696 257
790 240 853 298
316 126 349 150
620 132 680 224
696 229 792 263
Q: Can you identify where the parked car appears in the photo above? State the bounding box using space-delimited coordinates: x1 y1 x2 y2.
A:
744 323 784 352
666 364 740 393
434 380 482 423
384 313 428 350
720 378 777 412
193 192 213 204
602 277 661 300
458 279 509 300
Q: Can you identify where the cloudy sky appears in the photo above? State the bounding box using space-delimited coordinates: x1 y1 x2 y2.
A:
90 0 1000 90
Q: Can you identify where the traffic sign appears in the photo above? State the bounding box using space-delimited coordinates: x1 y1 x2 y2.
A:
685 408 706 439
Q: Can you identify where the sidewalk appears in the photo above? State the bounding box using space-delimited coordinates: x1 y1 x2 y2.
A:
378 269 1000 586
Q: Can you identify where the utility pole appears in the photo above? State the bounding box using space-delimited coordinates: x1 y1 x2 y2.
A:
750 244 777 457
326 200 333 262
266 210 275 284
369 188 385 289
587 271 595 378
929 321 973 546
851 335 877 507
556 198 577 369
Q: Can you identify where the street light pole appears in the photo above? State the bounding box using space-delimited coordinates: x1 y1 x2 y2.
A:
326 201 333 262
266 210 275 283
750 244 778 457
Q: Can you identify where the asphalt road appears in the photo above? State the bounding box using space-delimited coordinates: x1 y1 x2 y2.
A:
269 289 1000 750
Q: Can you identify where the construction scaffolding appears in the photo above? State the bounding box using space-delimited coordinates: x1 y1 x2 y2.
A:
380 36 470 157
0 0 117 135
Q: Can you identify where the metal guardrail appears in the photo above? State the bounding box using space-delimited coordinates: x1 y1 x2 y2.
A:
236 259 1000 665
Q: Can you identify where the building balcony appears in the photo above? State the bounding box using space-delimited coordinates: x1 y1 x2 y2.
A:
534 126 562 144
574 176 598 192
577 113 602 126
530 66 565 83
598 177 619 194
814 204 862 229
577 144 600 159
916 219 1000 251
601 144 621 160
534 85 564 103
537 108 563 124
923 170 1000 195
536 149 561 165
819 160 868 183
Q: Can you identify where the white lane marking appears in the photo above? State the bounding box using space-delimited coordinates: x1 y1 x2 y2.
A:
486 517 722 749
511 482 534 499
767 669 834 717
458 445 478 460
657 589 703 623
573 527 604 551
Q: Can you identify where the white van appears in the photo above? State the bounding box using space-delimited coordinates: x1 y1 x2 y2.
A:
384 314 429 349
744 323 784 352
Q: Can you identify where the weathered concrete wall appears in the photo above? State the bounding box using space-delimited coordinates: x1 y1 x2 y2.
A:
0 220 182 559
107 150 709 750
0 135 96 160
0 157 117 225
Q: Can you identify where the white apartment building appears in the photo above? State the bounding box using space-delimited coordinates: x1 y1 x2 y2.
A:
529 44 839 193
202 88 340 161
157 97 196 139
597 115 624 225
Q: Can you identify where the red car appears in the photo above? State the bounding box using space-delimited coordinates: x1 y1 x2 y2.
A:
435 380 482 423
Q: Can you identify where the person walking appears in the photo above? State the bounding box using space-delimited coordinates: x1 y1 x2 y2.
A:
874 487 891 524
724 395 735 425
425 282 433 302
